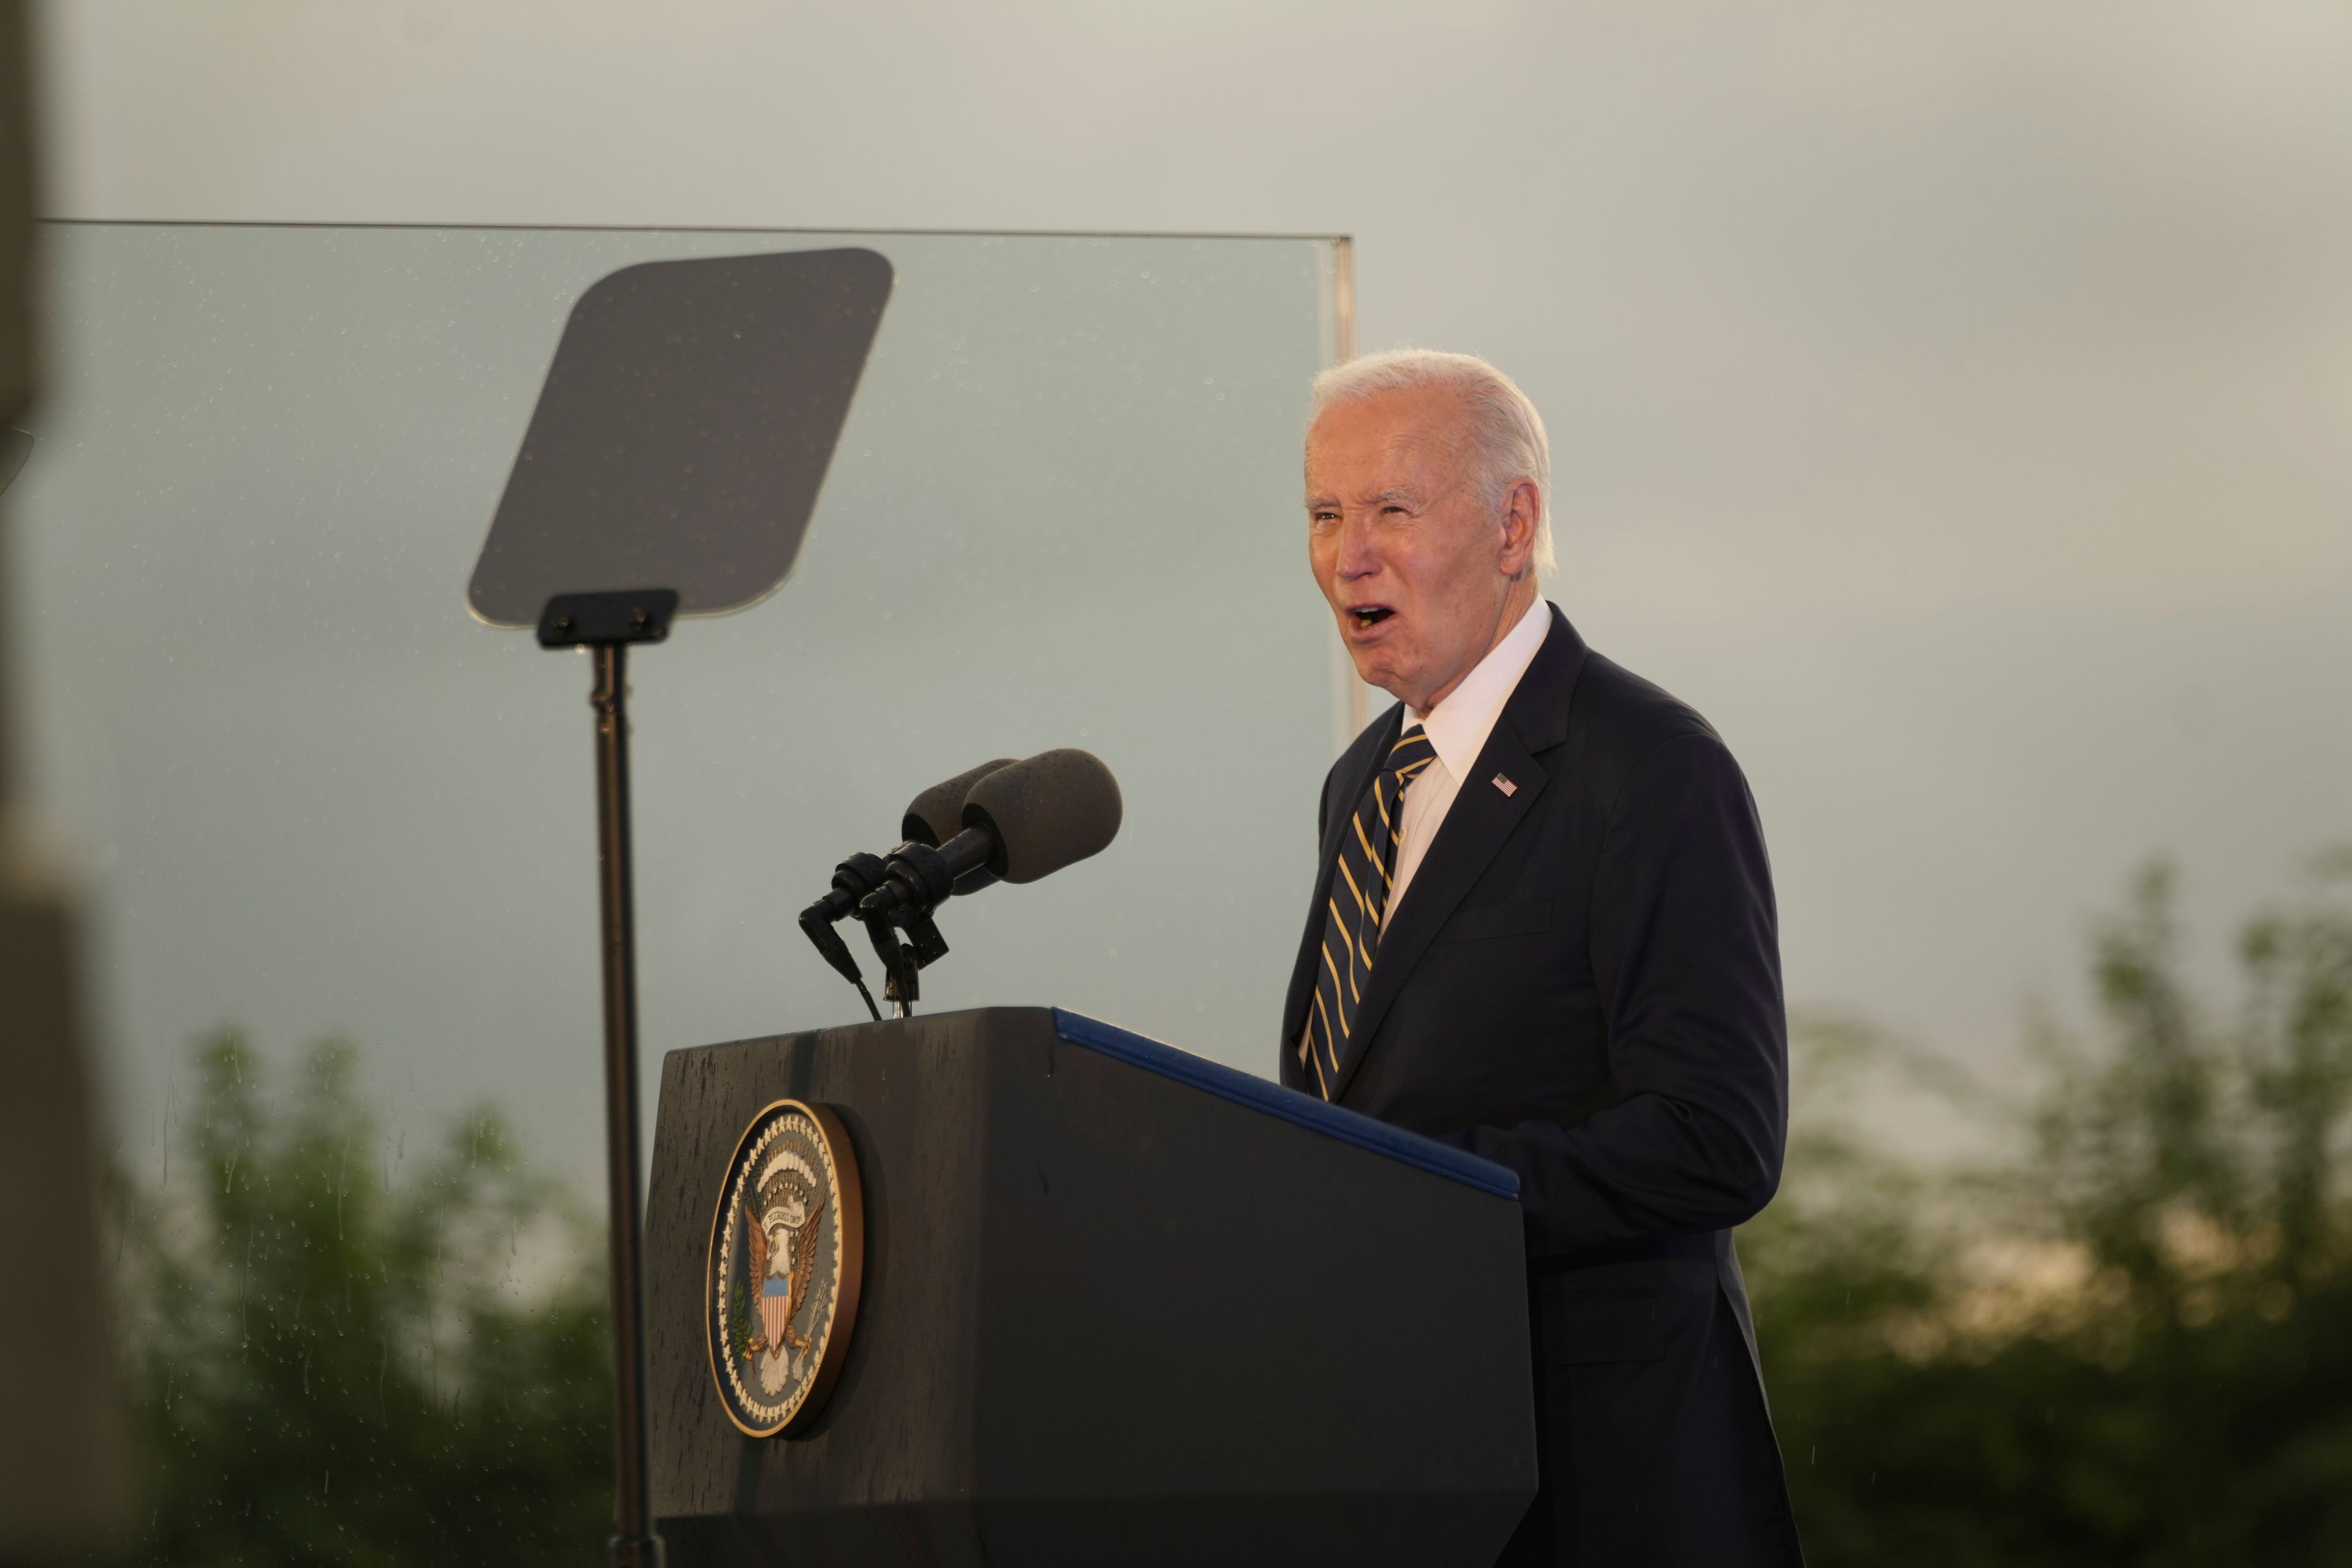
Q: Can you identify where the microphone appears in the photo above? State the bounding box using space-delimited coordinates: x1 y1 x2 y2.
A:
856 748 1121 924
797 757 1017 1015
798 758 1016 932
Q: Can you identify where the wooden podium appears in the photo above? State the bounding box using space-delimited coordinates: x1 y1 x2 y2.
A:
645 1007 1537 1566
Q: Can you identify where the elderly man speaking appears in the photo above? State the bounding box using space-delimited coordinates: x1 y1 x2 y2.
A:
1281 350 1803 1565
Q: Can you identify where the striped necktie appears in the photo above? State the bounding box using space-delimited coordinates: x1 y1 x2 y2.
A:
1305 723 1438 1099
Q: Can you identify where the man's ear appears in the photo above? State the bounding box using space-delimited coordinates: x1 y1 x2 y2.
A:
1498 478 1540 580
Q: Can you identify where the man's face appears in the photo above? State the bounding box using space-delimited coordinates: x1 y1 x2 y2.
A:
1305 386 1538 712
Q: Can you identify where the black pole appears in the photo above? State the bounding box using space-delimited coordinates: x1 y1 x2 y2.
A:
591 641 663 1568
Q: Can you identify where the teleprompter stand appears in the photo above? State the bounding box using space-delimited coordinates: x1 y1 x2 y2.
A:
540 587 678 1568
467 247 894 1568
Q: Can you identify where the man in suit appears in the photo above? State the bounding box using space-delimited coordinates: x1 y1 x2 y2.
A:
1281 349 1802 1565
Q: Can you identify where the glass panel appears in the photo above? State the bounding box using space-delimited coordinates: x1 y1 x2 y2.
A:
13 222 1348 1189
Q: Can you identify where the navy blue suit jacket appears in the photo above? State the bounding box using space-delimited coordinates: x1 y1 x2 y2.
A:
1280 604 1801 1564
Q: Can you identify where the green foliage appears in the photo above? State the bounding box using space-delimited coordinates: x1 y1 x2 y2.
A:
105 1033 614 1567
1746 858 2352 1566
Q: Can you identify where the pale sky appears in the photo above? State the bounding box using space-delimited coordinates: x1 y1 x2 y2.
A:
25 1 2352 1163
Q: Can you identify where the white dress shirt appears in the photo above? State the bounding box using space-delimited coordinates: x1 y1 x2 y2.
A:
1388 595 1552 922
1298 596 1551 1067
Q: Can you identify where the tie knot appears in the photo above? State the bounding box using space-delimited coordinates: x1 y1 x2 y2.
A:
1386 723 1436 781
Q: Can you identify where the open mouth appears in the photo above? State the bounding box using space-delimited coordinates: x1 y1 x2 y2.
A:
1348 605 1395 630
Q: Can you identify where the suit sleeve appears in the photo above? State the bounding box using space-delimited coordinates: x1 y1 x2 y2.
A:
1457 729 1789 1256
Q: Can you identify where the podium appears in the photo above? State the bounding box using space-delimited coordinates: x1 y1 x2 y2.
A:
645 1006 1538 1566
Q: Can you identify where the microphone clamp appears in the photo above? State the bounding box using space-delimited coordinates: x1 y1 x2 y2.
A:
797 850 900 1021
856 827 999 927
857 842 959 922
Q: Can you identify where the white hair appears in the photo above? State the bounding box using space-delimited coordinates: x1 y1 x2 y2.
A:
1309 349 1555 576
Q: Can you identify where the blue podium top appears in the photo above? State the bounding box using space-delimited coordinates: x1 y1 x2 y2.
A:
1050 1009 1520 1202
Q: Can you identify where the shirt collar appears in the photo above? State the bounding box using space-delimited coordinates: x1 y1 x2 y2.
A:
1407 596 1552 782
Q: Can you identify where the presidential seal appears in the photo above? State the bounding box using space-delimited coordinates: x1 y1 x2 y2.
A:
705 1099 864 1437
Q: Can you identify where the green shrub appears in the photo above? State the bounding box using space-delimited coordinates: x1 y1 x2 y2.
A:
1747 860 2352 1566
108 1033 613 1567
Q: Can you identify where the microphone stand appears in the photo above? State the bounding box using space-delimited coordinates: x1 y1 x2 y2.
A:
861 902 949 1017
540 589 674 1568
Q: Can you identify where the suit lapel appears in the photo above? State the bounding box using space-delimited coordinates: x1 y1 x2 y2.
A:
1327 605 1588 1102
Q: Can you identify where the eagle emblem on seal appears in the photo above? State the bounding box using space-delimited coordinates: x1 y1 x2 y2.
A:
706 1099 865 1437
744 1147 827 1383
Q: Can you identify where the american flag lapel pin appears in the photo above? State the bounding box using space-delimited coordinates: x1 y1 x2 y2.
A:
1492 774 1517 797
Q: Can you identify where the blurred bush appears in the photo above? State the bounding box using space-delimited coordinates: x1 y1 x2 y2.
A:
105 1033 612 1566
1746 858 2352 1565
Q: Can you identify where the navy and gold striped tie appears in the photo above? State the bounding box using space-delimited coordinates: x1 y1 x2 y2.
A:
1305 724 1438 1099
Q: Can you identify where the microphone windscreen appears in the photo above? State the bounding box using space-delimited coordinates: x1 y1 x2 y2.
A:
902 758 1019 847
962 748 1123 884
